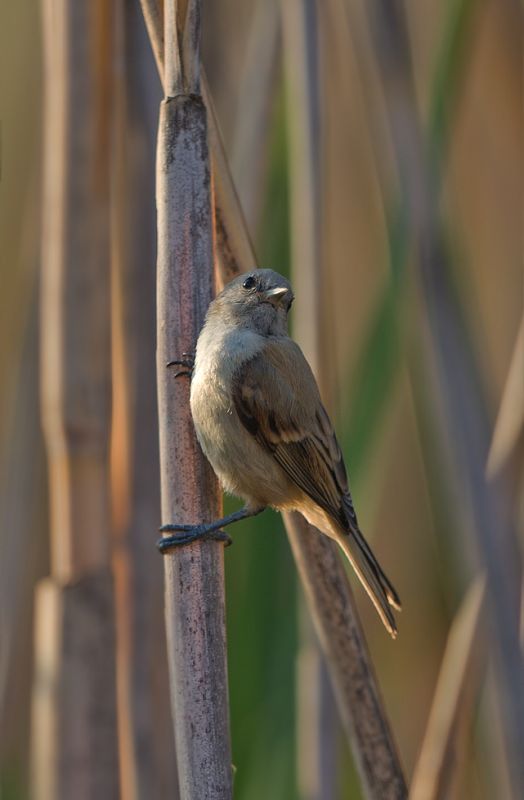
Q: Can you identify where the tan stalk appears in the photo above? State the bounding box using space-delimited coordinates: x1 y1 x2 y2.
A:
487 315 524 480
111 1 178 797
409 578 486 800
295 608 338 800
0 285 47 793
408 305 523 799
283 2 364 798
155 1 232 797
231 0 281 234
34 1 119 797
142 3 407 796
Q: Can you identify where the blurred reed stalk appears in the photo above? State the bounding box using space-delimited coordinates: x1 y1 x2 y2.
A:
34 1 119 797
142 4 406 797
111 1 178 797
155 1 232 797
487 315 524 488
282 2 337 798
366 0 524 794
410 309 523 799
0 276 47 797
0 12 46 797
231 0 281 235
409 577 486 800
283 2 406 798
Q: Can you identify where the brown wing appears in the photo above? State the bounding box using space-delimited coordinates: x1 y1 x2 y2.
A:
232 338 351 530
233 338 402 632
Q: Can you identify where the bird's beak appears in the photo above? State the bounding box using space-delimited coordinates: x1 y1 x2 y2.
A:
261 286 290 308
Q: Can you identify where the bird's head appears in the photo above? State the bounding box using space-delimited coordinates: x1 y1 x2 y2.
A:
209 269 294 336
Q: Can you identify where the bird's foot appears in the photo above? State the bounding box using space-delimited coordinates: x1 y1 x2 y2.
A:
157 506 265 554
167 352 195 379
157 523 232 553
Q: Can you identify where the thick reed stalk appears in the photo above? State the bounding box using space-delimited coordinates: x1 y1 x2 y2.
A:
155 2 232 797
286 513 407 799
34 1 119 797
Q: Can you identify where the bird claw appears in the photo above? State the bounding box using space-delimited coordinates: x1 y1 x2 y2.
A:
167 353 194 368
157 522 232 553
167 353 195 379
157 506 262 554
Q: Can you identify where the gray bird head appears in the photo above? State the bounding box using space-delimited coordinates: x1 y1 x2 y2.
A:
208 269 294 336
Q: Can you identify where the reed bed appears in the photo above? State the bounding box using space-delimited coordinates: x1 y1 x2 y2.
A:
0 0 522 798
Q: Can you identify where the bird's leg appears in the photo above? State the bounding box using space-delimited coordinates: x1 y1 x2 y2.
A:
167 352 195 379
157 506 265 554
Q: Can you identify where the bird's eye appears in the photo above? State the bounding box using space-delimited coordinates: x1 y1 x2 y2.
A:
287 295 294 311
242 275 256 290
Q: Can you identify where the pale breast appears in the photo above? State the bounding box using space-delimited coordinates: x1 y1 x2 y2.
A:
189 325 299 508
190 324 265 439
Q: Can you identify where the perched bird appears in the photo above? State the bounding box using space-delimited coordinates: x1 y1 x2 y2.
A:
179 269 401 636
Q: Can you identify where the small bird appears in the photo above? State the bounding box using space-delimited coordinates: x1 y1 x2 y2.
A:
180 269 401 636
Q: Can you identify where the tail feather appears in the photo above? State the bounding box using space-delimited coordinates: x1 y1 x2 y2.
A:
336 522 401 638
350 525 402 612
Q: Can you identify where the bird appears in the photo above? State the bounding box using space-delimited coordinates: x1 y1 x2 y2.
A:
164 268 401 637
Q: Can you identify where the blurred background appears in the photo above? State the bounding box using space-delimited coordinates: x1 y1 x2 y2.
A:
0 0 522 798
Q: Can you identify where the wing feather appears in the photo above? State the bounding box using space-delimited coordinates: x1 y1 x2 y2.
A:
232 337 402 630
232 338 348 528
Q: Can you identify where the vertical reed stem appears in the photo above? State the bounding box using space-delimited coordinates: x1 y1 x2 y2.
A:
282 2 336 797
111 1 178 796
155 2 232 797
34 1 119 796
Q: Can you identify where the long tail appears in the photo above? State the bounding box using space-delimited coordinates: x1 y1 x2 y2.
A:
336 517 401 638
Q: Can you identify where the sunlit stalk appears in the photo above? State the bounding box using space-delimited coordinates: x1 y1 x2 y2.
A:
34 1 119 796
111 1 178 796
